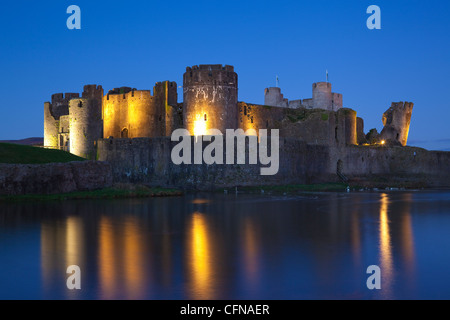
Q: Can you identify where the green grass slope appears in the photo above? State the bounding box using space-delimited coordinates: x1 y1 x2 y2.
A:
0 143 85 164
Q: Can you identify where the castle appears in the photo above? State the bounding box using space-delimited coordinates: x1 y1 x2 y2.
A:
44 64 413 160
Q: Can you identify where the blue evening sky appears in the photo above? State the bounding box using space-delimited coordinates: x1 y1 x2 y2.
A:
1 0 449 150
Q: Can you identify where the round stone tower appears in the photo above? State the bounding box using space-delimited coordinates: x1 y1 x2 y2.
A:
183 64 238 135
69 85 103 159
336 108 357 146
313 82 332 110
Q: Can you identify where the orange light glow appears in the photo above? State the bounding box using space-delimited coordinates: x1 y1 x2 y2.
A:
193 114 207 137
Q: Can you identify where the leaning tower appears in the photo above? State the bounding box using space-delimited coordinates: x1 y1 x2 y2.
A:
183 64 238 135
68 85 103 159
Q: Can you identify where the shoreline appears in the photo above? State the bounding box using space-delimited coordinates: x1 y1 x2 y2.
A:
0 183 183 202
2 182 449 202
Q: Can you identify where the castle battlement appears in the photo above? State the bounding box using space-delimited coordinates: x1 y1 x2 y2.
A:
51 93 80 104
106 89 152 101
186 64 234 72
184 64 237 88
264 81 343 111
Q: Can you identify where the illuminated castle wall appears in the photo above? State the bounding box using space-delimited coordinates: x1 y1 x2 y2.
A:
102 81 178 139
43 64 413 159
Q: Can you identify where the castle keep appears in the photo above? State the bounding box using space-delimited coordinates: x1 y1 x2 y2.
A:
44 64 414 165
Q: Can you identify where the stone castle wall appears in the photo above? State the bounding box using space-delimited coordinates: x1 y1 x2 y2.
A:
0 161 112 195
332 145 450 187
96 137 334 189
96 136 450 189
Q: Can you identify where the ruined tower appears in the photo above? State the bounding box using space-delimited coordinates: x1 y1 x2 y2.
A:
183 64 238 135
44 93 79 149
380 102 414 146
69 85 103 159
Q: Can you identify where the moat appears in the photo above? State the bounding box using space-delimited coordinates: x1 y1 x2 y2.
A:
1 191 450 300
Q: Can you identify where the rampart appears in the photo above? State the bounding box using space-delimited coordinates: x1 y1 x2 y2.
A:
96 137 450 189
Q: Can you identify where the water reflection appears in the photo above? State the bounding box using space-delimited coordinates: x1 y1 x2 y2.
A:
187 212 214 299
98 216 117 299
379 193 394 298
242 216 259 289
0 191 438 299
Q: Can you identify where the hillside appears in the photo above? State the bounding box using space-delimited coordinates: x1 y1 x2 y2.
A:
0 137 43 146
0 143 85 164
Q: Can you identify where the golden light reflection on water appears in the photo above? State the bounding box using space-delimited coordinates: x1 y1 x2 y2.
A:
98 216 116 299
243 217 259 287
123 216 145 299
379 193 393 298
188 212 214 299
65 217 83 267
98 215 148 299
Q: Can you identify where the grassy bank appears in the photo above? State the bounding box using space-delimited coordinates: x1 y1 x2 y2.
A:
0 184 183 202
0 143 85 164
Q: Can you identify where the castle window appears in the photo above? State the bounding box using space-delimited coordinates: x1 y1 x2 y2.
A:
78 101 83 108
123 94 126 99
251 117 253 124
107 95 109 100
244 106 247 116
204 114 207 121
266 120 269 128
121 128 128 138
132 91 134 97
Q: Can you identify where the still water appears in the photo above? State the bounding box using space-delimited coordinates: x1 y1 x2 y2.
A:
1 191 450 300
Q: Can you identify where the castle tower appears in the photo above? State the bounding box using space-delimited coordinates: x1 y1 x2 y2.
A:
313 82 332 110
264 87 286 107
102 81 177 139
154 81 178 136
103 87 134 139
44 92 79 149
44 102 59 149
335 108 357 146
183 64 238 135
69 85 103 159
